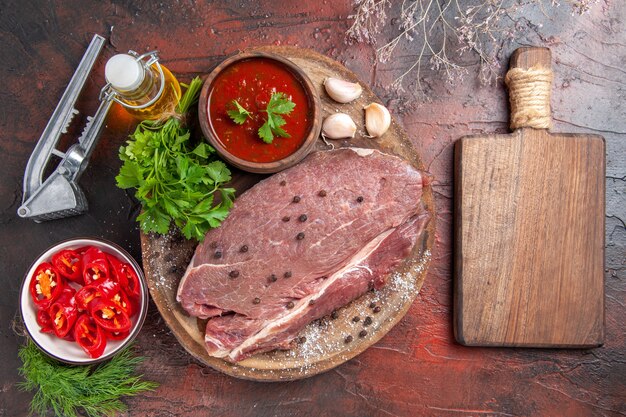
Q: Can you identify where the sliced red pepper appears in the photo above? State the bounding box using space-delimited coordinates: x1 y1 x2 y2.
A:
31 246 140 359
36 308 54 334
74 246 91 255
105 254 140 301
52 249 83 284
54 286 77 305
84 261 109 285
75 285 102 312
118 263 141 300
49 288 78 338
74 314 106 358
104 328 130 341
105 253 125 286
82 247 109 285
108 288 133 317
62 332 76 342
91 299 131 333
97 278 121 298
29 262 64 309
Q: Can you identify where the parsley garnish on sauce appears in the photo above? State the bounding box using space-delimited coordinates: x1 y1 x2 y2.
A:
258 92 295 144
227 92 296 144
227 100 251 125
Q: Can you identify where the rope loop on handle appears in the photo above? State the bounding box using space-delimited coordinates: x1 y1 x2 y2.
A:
505 66 553 130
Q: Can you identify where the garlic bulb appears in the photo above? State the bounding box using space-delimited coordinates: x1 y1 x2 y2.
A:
364 103 391 138
324 78 363 103
322 113 357 139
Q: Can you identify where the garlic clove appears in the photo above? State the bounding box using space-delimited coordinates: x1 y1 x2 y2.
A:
364 103 391 138
324 78 363 104
322 113 357 139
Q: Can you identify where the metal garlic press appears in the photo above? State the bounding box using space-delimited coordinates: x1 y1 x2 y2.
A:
17 34 113 222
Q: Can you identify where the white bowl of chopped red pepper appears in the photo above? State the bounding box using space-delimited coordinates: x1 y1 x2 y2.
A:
19 238 148 365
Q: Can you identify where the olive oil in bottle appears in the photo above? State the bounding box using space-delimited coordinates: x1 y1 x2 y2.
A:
104 51 181 120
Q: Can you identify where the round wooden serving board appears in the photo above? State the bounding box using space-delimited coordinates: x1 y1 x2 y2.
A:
140 46 436 381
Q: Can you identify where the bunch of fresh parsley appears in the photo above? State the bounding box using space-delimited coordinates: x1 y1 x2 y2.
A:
116 77 235 241
228 92 295 144
18 341 157 417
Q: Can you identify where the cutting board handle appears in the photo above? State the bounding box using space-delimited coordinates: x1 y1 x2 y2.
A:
505 47 553 130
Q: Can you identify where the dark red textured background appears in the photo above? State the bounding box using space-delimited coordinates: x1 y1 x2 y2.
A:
1 1 624 416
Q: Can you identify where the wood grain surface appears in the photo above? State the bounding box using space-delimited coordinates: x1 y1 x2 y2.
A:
454 47 606 347
1 1 624 416
141 45 435 381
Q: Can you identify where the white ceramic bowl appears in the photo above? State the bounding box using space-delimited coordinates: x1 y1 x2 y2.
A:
20 238 148 364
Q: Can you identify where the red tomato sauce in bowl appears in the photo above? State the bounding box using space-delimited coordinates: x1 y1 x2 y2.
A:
206 57 313 163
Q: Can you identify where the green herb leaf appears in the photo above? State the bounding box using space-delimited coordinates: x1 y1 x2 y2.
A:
198 203 231 228
192 142 209 158
115 77 235 241
258 92 295 144
258 122 274 144
272 114 287 128
272 126 290 138
138 206 171 235
175 77 203 114
115 160 142 189
191 195 215 214
205 160 232 184
227 100 251 125
267 92 296 115
18 341 157 417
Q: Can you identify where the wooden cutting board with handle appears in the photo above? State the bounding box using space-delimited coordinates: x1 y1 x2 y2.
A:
454 47 605 347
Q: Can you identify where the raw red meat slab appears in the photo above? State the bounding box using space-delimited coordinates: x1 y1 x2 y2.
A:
177 148 430 361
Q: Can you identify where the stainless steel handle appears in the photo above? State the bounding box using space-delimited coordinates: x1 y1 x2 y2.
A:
18 34 113 222
21 34 106 201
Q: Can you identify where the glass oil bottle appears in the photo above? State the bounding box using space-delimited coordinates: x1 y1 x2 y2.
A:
102 50 181 120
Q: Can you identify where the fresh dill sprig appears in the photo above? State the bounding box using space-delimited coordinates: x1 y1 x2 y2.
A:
18 341 158 417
